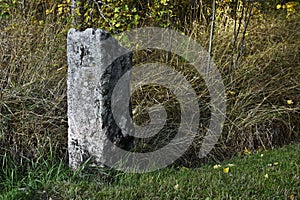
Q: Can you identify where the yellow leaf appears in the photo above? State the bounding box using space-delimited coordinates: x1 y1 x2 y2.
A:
243 147 251 155
75 8 81 16
273 162 279 166
228 91 236 95
45 9 51 15
161 0 168 6
223 167 230 173
287 100 294 105
174 184 179 190
84 16 90 23
286 2 296 9
289 194 295 200
276 4 281 9
264 174 269 178
58 7 63 15
213 164 221 169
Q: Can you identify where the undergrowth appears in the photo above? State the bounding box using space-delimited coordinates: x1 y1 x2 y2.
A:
0 1 299 170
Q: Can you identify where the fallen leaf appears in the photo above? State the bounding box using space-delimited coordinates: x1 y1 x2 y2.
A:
174 184 179 190
289 194 295 200
287 100 294 105
264 174 269 178
223 167 230 173
243 147 251 155
213 164 221 169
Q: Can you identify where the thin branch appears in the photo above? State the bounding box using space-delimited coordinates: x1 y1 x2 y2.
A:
71 0 76 25
235 1 253 66
22 0 26 20
229 0 237 74
93 0 108 22
207 0 216 74
232 2 245 72
229 0 244 74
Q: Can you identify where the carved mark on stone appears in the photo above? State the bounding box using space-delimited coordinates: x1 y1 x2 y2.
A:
95 99 101 120
71 139 77 146
71 139 79 148
80 45 85 66
94 99 100 108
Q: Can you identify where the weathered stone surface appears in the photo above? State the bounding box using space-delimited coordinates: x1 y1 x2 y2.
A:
67 28 134 170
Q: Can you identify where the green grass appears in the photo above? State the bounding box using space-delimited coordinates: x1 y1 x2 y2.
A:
1 143 299 199
0 2 299 199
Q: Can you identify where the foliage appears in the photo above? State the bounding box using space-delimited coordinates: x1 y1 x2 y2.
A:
44 0 192 31
0 0 11 20
276 1 300 17
1 1 299 30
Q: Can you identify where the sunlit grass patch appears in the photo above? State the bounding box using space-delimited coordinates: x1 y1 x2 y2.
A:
1 143 299 199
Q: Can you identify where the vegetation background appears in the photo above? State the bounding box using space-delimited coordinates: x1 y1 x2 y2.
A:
0 0 299 198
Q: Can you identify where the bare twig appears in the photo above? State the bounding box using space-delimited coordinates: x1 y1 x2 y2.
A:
235 2 253 66
71 0 76 24
229 0 244 74
207 0 216 74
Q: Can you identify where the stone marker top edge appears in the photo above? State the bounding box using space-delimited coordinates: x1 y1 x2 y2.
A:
68 28 111 42
67 28 131 57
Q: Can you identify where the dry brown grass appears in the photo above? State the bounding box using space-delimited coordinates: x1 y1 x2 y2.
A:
0 3 299 169
131 14 300 165
0 10 69 165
